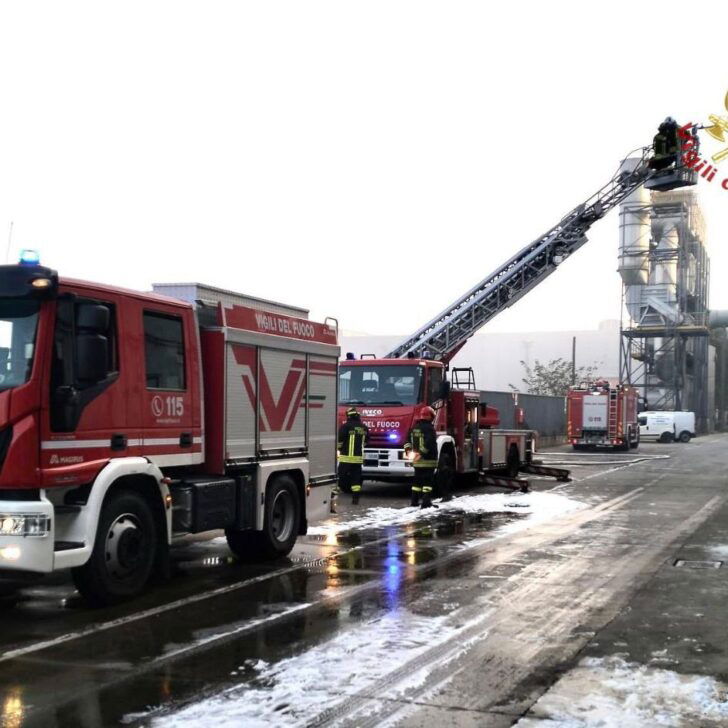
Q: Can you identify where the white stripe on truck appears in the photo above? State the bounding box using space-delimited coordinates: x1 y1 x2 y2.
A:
41 437 202 450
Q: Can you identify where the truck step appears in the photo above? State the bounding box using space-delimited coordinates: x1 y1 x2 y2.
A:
54 504 83 514
54 541 84 552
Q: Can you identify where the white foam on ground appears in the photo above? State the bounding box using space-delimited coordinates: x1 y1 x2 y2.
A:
143 607 487 727
516 655 728 727
705 543 728 561
308 490 585 537
129 493 586 725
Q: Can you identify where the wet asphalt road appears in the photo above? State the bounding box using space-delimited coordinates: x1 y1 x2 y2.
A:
1 436 727 727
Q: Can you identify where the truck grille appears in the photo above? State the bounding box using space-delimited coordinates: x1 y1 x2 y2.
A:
364 450 393 467
367 434 394 447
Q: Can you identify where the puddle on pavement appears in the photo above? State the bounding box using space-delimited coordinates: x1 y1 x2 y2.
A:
6 507 530 727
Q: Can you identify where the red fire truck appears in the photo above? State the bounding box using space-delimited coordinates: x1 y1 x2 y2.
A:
338 361 534 491
0 262 339 604
567 381 639 450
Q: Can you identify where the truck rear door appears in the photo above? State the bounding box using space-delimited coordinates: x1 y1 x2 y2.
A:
582 395 607 430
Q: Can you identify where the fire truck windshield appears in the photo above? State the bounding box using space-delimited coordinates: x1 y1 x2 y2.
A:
0 299 40 390
339 365 423 406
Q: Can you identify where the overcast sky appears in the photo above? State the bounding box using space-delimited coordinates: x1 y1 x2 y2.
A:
1 1 726 343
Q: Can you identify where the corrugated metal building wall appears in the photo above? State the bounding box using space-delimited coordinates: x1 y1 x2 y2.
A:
481 390 567 448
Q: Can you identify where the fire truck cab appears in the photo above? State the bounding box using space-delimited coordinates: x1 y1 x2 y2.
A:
0 260 339 604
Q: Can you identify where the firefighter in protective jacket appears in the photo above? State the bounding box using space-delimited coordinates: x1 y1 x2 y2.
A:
650 117 679 170
337 407 369 505
405 406 438 509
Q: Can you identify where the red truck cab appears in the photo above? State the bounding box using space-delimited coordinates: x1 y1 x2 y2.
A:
0 262 339 604
338 357 446 476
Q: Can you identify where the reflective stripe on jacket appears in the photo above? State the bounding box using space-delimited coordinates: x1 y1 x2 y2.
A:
405 420 438 468
338 419 368 464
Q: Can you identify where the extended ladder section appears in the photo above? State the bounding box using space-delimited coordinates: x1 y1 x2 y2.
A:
386 146 655 363
608 388 618 440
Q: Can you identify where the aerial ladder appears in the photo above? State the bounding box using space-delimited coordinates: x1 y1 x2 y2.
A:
341 124 697 495
386 132 698 363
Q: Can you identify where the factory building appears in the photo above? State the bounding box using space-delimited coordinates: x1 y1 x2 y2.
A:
618 171 728 433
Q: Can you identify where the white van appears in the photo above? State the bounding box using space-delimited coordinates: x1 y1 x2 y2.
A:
638 411 696 443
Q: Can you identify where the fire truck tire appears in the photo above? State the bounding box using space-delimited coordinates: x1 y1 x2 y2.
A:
0 588 19 610
630 431 640 449
72 490 157 607
435 450 455 498
226 474 300 561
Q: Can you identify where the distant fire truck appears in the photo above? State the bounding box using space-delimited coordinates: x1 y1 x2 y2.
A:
567 381 639 450
0 261 338 604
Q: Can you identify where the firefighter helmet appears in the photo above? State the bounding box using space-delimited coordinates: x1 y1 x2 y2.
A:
346 406 359 418
418 406 436 421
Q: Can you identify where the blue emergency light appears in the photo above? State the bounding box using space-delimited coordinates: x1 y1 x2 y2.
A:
388 432 398 441
19 249 40 266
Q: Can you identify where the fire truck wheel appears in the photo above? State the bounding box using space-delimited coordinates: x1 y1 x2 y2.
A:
0 588 19 610
72 490 157 607
435 450 455 498
226 475 300 561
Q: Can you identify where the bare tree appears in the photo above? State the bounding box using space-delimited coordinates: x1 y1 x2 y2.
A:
510 358 600 397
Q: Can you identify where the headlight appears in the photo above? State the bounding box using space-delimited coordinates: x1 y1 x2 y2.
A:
0 514 51 537
0 546 21 561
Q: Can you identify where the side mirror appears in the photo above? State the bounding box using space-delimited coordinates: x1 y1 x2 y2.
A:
76 334 109 384
76 303 110 332
439 380 451 399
